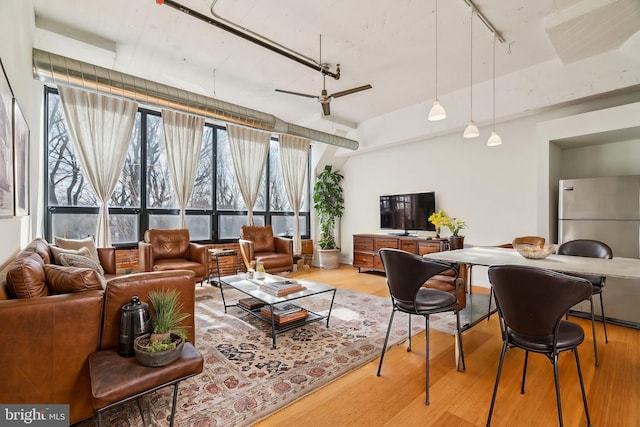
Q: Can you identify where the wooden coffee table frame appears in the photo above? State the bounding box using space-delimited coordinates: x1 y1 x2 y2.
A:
219 274 337 349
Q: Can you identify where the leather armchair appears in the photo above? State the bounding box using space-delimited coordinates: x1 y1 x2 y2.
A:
239 225 293 273
138 229 208 283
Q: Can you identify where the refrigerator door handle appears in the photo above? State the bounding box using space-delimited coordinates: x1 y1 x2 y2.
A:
563 186 574 191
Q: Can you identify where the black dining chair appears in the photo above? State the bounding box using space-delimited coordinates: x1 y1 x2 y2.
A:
376 248 466 405
487 265 592 427
557 239 613 367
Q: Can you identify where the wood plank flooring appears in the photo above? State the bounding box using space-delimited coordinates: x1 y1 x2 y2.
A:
253 265 640 427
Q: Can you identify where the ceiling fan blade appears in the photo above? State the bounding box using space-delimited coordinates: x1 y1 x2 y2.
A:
321 102 331 116
330 84 373 99
274 89 317 99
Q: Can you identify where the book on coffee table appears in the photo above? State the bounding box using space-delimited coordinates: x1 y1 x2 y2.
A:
260 303 308 324
238 297 265 310
259 279 305 296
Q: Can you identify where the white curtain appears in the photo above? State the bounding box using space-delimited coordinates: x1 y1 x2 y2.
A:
279 134 310 254
227 124 271 225
162 109 205 228
58 86 138 247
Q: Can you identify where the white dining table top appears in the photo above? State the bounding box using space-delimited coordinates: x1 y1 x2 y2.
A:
423 246 640 280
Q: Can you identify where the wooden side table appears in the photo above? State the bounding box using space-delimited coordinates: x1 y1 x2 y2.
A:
208 248 238 286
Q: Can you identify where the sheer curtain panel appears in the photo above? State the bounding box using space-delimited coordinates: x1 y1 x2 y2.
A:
227 124 271 225
279 134 310 254
58 86 138 247
162 109 205 227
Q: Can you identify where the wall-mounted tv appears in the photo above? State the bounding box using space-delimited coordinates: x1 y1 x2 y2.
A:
380 192 436 234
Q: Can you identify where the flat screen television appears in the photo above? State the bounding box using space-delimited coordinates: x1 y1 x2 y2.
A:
380 192 436 234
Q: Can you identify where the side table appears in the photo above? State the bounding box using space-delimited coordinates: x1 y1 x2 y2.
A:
208 248 238 286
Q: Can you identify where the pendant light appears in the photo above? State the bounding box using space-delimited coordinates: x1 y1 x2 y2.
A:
463 8 479 138
428 0 446 121
487 33 502 146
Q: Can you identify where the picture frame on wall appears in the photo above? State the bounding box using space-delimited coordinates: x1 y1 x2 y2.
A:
13 98 29 216
0 58 14 218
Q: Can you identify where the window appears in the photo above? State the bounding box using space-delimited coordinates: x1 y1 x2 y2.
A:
44 87 310 245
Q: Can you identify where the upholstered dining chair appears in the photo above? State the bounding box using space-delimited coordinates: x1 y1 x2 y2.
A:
487 236 546 320
557 239 613 366
487 265 592 427
376 248 466 405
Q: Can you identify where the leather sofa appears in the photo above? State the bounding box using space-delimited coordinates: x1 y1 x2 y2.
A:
423 267 467 310
239 225 294 273
0 238 197 424
138 228 208 283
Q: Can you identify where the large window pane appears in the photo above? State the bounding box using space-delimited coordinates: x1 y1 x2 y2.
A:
188 126 213 209
148 214 181 230
216 129 266 211
110 114 141 208
218 214 265 239
51 213 98 239
110 214 138 243
47 93 97 207
146 114 177 208
271 215 308 237
185 215 211 240
269 141 291 211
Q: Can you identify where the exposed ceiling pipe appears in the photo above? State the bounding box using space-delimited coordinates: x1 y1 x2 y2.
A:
157 0 341 80
32 48 359 150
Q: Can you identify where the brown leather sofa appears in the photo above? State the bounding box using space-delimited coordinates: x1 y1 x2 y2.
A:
0 238 197 424
239 225 294 273
138 228 208 283
423 266 467 310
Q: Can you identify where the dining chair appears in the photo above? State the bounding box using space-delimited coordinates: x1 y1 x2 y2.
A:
487 265 592 427
487 236 546 320
557 239 613 366
376 248 465 405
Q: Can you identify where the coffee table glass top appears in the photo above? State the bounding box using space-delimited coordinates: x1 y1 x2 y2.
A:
220 273 336 304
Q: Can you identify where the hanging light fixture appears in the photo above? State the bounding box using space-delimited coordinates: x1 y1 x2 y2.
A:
487 33 502 146
463 8 479 138
428 0 446 121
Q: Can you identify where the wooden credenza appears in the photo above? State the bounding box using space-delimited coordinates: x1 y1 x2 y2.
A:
353 234 449 273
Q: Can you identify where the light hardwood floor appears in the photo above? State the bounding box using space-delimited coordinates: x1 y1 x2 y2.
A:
254 264 640 427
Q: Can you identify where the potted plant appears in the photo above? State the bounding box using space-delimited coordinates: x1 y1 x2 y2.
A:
313 165 344 269
428 210 467 250
134 289 190 367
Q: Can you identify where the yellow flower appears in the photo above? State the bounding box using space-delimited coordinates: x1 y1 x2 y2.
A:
428 210 466 237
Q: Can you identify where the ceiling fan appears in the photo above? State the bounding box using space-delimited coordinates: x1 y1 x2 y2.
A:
275 36 373 116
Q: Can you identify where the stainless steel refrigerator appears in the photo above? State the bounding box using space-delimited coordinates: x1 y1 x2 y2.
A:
558 175 640 328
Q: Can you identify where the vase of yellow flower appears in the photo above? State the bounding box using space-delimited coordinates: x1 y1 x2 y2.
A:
428 210 466 250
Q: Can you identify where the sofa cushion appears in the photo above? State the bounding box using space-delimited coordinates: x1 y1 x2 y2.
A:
6 253 49 299
20 238 52 264
44 264 106 294
54 236 100 263
59 253 105 276
50 245 92 264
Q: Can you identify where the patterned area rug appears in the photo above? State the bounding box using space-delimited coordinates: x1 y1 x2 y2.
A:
79 285 456 427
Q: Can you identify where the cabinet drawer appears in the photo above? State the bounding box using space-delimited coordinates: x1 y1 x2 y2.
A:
354 237 374 251
373 255 384 271
400 240 417 253
418 241 442 255
375 238 398 251
354 253 374 268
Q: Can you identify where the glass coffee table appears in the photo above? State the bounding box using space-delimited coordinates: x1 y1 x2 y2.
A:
218 273 337 349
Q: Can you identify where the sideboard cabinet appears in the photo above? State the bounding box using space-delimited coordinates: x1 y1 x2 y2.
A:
353 234 449 273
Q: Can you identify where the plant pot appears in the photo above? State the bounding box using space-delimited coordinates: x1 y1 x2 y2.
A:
134 333 184 367
317 248 341 269
448 236 465 250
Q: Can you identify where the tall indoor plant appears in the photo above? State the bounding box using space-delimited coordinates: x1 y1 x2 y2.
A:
313 165 344 269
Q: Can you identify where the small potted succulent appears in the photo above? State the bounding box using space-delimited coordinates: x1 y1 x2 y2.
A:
134 289 190 367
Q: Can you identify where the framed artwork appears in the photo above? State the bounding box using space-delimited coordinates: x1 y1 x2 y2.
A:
0 58 14 218
13 98 29 216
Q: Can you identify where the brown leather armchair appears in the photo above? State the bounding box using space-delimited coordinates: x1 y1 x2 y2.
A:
138 229 208 283
239 225 294 273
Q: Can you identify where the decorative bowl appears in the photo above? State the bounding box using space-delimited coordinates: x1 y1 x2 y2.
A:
134 333 184 367
513 243 555 259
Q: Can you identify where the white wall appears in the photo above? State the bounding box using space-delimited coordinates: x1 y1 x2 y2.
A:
561 139 640 179
0 0 43 267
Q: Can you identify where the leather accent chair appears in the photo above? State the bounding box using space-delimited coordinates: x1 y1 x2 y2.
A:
138 229 208 283
557 239 613 366
239 225 294 273
376 248 466 405
422 267 466 310
487 265 592 427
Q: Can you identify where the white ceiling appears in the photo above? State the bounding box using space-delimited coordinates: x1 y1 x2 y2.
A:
31 0 640 142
